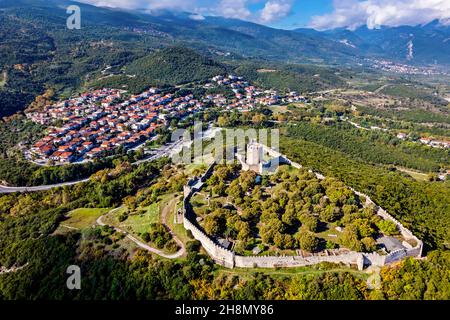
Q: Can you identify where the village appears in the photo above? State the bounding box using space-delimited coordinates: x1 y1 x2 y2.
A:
25 87 205 164
206 74 308 111
24 75 308 165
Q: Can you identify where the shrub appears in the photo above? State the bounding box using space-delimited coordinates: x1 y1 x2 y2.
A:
376 220 400 236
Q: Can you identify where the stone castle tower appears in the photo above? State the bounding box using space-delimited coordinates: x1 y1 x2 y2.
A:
246 141 262 166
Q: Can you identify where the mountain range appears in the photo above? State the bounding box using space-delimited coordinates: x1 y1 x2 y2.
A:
1 0 450 117
2 0 450 66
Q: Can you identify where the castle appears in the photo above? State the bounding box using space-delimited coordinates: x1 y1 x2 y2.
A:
236 140 287 175
181 142 423 270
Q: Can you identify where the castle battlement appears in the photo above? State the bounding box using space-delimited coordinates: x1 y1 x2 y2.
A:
182 144 423 270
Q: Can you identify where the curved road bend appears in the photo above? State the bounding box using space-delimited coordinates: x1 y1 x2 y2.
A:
0 178 90 194
96 206 186 259
0 126 219 194
0 140 183 194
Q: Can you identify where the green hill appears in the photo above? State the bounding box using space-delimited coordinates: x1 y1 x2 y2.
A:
124 47 228 86
234 62 347 93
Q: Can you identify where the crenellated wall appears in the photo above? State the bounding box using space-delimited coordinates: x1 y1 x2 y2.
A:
182 147 423 270
183 213 235 268
234 252 364 269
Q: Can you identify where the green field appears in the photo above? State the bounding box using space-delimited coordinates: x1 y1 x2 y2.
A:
165 195 191 244
396 167 429 182
119 203 160 234
62 208 110 230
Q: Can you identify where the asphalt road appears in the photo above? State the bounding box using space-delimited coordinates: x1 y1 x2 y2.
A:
0 140 183 194
0 126 220 194
0 178 90 194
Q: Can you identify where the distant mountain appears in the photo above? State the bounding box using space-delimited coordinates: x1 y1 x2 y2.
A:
0 0 362 64
1 0 449 118
294 21 450 66
0 0 358 117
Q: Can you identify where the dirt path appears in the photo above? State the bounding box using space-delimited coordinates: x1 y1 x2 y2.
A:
0 263 29 275
161 196 185 256
97 204 185 259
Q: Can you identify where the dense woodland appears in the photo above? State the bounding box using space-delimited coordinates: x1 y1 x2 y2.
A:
287 122 449 172
357 104 450 124
196 165 394 254
280 135 450 250
234 62 348 94
0 158 449 300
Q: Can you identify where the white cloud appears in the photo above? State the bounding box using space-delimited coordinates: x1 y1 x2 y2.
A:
259 0 292 23
310 0 450 30
189 14 205 21
217 0 252 20
79 0 292 23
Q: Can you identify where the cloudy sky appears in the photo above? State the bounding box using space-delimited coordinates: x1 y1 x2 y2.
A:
79 0 450 30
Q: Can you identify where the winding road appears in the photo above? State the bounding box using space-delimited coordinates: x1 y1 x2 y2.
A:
0 178 90 194
0 139 185 194
97 202 185 259
0 125 221 194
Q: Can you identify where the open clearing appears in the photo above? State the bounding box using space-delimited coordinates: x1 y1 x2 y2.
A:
107 203 160 234
62 208 110 230
164 194 191 244
396 167 429 182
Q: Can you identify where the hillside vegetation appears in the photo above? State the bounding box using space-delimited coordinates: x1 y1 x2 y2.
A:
287 122 449 172
280 136 450 249
235 62 347 94
125 47 229 86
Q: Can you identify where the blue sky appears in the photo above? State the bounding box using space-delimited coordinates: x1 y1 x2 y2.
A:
81 0 450 30
252 0 334 29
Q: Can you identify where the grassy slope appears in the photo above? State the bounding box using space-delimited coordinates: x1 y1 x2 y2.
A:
62 208 110 229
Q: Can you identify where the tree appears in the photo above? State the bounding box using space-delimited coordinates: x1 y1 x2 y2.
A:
282 208 297 226
296 229 319 252
260 218 284 245
227 180 243 200
354 219 375 238
123 195 137 211
204 214 224 236
299 214 318 232
236 222 251 241
212 182 226 197
217 116 229 127
376 220 399 236
252 185 263 201
320 204 342 223
340 226 363 251
361 237 377 252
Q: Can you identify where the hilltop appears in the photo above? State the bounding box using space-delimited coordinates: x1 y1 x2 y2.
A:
125 47 229 86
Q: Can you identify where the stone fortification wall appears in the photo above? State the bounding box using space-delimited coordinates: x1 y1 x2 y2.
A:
182 147 422 270
234 252 364 269
183 212 235 268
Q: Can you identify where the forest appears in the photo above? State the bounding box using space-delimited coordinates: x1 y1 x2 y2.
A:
195 164 396 255
287 122 449 172
280 135 450 250
0 158 449 300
